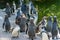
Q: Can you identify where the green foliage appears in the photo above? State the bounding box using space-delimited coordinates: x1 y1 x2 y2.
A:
37 0 60 26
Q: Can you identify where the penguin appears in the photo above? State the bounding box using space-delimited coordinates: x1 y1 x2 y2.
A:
12 1 16 13
11 24 20 38
28 18 36 40
5 3 11 17
46 16 53 40
52 16 58 39
19 14 27 32
2 15 11 32
41 27 49 40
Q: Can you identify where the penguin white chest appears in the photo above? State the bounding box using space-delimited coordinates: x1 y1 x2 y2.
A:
41 32 49 40
12 26 20 37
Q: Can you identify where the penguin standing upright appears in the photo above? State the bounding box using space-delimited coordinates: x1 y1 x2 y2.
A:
47 16 52 40
28 18 36 40
20 14 27 32
11 1 16 14
52 16 58 39
5 3 11 17
2 15 11 32
41 16 47 30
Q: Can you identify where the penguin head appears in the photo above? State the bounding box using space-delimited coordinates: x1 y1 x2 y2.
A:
30 17 34 23
54 16 57 18
49 16 52 20
6 3 9 6
54 16 57 19
54 16 57 22
43 16 47 20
